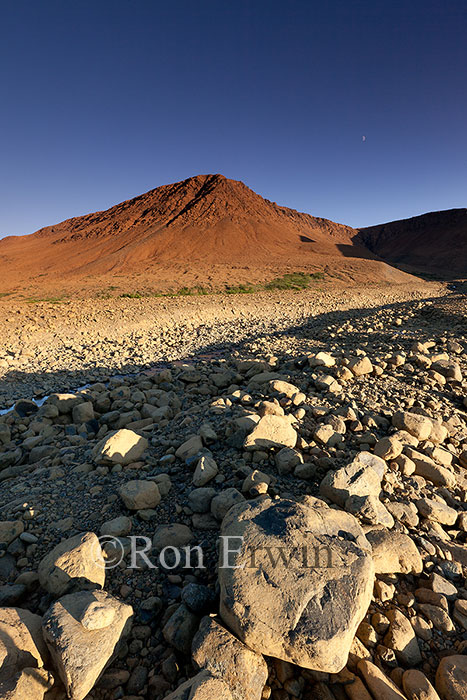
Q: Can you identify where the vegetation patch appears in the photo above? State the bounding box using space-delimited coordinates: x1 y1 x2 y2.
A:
265 271 325 290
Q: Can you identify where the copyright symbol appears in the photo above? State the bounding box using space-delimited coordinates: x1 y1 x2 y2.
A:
97 535 126 570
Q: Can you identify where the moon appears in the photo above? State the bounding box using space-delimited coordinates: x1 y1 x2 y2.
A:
362 135 366 142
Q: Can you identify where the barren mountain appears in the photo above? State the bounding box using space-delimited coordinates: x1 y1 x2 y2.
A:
0 174 414 296
357 208 467 278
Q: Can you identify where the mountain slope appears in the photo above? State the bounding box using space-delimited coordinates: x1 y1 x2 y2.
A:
0 174 414 295
357 208 467 277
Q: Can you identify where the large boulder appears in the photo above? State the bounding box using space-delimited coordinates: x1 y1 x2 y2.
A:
92 428 148 465
219 497 374 672
192 616 268 700
38 532 105 596
42 590 133 700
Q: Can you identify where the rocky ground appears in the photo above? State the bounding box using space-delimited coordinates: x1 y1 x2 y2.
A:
1 281 467 700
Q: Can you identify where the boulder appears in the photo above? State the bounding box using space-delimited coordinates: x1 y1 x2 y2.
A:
415 498 458 526
193 455 218 487
192 616 268 700
358 660 406 700
100 516 132 537
176 435 203 461
164 670 233 700
432 360 462 382
152 524 194 551
38 532 105 596
0 607 47 684
119 480 161 510
436 655 467 700
319 455 383 507
404 448 456 487
309 352 335 368
219 497 374 672
365 529 423 574
0 520 24 546
243 415 297 451
72 401 95 424
403 669 441 700
92 428 148 465
0 667 54 700
374 436 403 461
383 608 422 666
348 356 373 376
162 604 200 654
275 447 303 474
392 412 432 441
211 488 245 521
42 590 133 700
345 495 395 528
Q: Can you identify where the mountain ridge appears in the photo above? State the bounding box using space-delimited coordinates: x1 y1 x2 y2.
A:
0 174 417 295
357 207 467 277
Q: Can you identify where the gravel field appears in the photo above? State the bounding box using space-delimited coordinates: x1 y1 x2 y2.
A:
1 280 467 700
0 280 448 408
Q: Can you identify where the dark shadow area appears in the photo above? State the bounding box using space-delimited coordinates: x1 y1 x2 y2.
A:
335 243 382 260
299 235 315 243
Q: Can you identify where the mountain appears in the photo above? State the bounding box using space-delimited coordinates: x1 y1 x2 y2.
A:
357 208 467 277
0 174 414 295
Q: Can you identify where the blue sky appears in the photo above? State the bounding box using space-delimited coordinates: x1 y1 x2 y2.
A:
1 0 466 237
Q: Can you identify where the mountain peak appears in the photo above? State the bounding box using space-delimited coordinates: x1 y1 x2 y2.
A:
0 174 414 293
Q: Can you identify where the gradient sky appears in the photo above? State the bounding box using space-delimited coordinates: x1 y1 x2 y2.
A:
1 0 466 238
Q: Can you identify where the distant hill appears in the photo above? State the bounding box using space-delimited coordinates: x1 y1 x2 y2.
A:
357 208 467 277
0 174 415 295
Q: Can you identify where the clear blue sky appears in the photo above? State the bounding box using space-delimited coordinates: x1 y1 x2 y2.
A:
1 0 466 238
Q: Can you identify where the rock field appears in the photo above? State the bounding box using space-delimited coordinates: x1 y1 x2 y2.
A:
1 282 467 700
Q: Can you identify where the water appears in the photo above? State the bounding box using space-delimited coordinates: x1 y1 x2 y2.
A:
0 384 92 417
